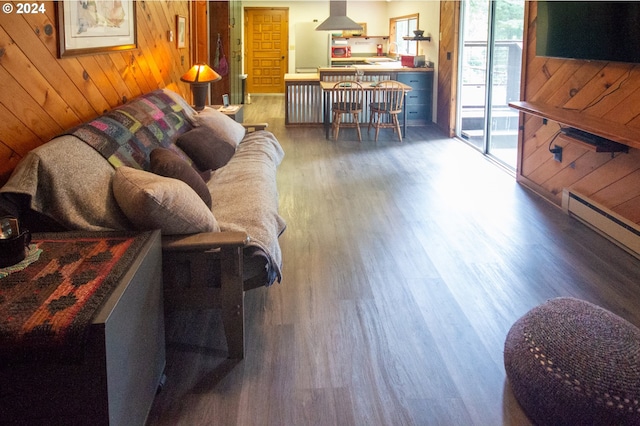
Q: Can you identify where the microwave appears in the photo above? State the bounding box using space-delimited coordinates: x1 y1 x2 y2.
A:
331 46 351 58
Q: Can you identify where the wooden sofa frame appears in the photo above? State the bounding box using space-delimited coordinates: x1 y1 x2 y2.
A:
160 122 270 360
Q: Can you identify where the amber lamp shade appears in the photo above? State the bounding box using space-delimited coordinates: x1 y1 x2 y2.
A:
180 64 221 111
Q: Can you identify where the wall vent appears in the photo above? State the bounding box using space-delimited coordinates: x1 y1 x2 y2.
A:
562 189 640 259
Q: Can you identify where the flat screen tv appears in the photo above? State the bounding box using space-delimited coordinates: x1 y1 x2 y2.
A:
536 1 640 64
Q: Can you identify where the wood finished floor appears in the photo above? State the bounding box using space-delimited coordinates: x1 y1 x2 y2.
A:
146 95 640 426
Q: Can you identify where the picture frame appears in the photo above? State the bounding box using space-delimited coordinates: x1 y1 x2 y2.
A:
57 0 137 58
176 15 186 49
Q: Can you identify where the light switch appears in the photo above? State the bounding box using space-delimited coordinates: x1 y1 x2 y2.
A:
168 30 174 42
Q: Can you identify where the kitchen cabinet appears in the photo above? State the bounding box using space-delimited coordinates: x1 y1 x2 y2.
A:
397 72 433 125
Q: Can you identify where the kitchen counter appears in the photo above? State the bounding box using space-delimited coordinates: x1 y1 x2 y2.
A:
284 73 319 81
330 56 433 69
318 61 433 74
321 64 434 72
284 65 434 83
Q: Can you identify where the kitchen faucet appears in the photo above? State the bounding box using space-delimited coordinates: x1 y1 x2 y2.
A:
388 41 403 61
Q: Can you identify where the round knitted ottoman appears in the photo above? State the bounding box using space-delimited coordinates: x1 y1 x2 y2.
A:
504 297 640 425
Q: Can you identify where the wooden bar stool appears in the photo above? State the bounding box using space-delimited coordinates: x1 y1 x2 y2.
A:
331 81 364 142
368 80 405 142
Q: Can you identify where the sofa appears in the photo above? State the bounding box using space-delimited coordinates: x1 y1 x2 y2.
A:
0 88 286 359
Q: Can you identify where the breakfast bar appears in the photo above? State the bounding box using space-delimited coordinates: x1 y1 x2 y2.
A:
285 65 434 128
319 80 413 139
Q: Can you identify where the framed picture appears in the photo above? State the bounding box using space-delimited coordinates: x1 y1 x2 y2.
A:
57 0 137 57
176 15 186 48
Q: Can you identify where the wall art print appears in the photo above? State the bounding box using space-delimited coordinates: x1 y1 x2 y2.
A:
176 15 186 48
57 0 137 57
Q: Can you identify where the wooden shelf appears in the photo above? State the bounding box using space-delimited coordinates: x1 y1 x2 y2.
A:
509 101 640 150
402 36 431 41
332 35 388 40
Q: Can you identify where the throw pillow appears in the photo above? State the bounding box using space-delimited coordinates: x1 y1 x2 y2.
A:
193 106 246 149
112 166 220 235
176 127 236 171
150 148 212 208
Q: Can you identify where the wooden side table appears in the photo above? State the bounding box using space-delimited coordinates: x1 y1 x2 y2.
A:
0 230 165 426
210 104 244 122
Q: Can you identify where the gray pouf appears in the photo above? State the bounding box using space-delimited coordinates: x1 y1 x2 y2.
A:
504 297 640 425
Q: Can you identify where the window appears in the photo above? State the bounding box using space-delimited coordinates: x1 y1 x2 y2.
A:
389 14 419 56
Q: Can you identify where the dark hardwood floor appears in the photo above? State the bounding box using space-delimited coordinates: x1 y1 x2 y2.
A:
146 95 640 425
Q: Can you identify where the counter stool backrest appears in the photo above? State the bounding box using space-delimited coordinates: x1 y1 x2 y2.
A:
370 80 404 114
369 80 405 142
332 80 364 113
331 81 364 142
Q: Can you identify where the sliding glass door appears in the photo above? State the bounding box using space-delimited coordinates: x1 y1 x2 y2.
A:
457 0 524 170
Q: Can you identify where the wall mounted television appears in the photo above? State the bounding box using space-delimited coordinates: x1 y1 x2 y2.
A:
536 1 640 64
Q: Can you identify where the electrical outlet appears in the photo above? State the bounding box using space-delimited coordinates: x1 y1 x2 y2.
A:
552 145 563 162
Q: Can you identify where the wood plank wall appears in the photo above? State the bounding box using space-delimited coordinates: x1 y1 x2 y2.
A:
436 0 459 138
519 1 640 225
0 0 192 185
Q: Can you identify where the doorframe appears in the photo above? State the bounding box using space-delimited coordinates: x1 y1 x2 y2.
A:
190 0 208 66
436 1 460 138
455 0 524 171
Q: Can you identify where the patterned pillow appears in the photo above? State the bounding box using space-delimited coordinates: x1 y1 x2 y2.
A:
112 167 219 235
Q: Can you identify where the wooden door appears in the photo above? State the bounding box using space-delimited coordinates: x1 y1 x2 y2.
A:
245 8 288 94
437 0 460 138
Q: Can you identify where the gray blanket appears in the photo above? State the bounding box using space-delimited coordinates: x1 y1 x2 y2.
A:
209 130 286 283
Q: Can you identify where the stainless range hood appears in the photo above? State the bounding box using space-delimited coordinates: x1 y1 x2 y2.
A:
315 0 362 31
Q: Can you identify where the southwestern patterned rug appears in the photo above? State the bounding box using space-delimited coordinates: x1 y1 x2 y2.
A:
0 231 152 364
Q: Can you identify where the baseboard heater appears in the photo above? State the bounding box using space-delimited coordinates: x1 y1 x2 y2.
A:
562 189 640 259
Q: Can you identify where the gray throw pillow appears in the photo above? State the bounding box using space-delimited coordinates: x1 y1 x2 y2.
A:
112 166 219 235
194 106 246 148
150 148 212 208
176 127 236 171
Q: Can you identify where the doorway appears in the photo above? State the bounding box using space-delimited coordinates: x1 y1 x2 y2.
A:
456 0 524 170
244 8 289 94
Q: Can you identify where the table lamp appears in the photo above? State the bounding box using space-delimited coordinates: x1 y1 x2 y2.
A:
180 64 221 111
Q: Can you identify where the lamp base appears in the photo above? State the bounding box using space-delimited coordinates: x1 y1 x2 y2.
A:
191 83 210 111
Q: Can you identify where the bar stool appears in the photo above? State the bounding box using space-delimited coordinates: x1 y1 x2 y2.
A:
368 80 405 142
331 81 364 142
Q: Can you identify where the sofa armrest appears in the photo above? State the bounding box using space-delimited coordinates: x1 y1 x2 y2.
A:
161 230 249 360
242 123 269 133
162 231 249 252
